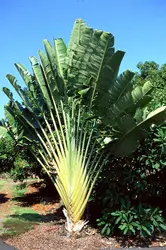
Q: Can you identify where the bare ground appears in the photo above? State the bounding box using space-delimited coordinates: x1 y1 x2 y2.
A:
5 224 120 250
1 179 166 250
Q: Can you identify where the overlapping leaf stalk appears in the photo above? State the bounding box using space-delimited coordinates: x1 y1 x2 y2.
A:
29 97 108 234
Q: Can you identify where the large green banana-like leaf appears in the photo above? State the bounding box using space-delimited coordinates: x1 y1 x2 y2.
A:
42 39 57 76
42 39 66 94
14 63 33 88
14 63 39 103
6 74 32 108
67 19 86 50
96 70 135 118
29 56 53 108
108 70 135 104
95 70 135 116
4 103 38 143
29 43 66 110
4 105 18 135
106 106 166 156
54 38 67 77
14 63 44 105
42 38 67 77
66 19 125 104
38 50 65 100
101 80 153 125
0 110 14 140
6 40 67 113
65 19 160 140
3 87 13 101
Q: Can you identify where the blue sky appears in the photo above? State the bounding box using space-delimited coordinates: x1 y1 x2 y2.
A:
1 0 166 119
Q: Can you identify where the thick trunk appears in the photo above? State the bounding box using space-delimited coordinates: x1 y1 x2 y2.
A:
63 208 88 237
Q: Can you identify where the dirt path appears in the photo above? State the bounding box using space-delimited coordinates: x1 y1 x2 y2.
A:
0 180 117 250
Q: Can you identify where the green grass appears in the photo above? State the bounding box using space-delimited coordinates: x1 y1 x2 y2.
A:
9 205 54 222
11 206 40 222
0 179 52 239
1 218 35 238
0 206 41 238
11 183 27 198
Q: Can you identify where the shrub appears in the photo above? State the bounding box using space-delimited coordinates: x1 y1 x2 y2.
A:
93 123 166 238
97 201 166 237
0 136 41 182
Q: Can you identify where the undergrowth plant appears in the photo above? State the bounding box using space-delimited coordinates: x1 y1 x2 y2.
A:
97 201 166 237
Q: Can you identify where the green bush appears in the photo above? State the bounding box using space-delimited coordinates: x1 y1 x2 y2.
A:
0 137 15 173
97 201 166 237
93 122 166 238
0 136 41 182
133 61 166 110
10 156 30 182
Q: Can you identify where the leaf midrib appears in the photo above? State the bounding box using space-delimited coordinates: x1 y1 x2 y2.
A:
90 36 110 108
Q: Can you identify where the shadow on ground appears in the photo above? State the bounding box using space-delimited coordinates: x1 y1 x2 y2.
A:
12 182 60 206
9 181 64 224
115 235 151 248
9 207 64 224
0 194 9 204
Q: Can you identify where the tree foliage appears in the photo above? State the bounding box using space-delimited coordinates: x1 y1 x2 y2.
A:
95 62 166 237
133 61 166 110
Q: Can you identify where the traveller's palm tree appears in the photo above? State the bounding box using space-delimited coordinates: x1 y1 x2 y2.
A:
3 19 166 235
